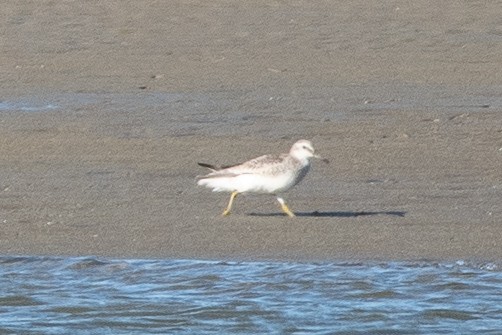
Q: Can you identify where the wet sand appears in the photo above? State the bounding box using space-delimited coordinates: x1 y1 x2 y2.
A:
1 1 501 262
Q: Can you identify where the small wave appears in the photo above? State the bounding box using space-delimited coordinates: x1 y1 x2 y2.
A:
0 256 501 334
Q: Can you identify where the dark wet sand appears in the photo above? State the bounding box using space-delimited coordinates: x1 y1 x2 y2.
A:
1 1 501 262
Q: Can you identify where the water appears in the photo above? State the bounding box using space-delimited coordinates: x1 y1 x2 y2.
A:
1 85 501 147
1 257 501 334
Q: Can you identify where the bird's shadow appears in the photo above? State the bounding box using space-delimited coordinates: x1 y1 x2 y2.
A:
248 210 406 218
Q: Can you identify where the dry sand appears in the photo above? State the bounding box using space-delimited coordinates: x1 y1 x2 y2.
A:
1 1 501 262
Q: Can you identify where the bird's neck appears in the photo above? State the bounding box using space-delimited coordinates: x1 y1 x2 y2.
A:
289 155 311 167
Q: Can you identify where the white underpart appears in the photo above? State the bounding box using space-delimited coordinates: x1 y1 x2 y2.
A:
197 168 307 194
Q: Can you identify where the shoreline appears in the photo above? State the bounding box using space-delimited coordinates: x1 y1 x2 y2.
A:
1 1 501 262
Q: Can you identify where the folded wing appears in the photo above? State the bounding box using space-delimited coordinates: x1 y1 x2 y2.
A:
197 154 287 179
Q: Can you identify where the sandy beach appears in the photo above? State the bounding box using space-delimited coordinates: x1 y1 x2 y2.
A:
1 0 501 262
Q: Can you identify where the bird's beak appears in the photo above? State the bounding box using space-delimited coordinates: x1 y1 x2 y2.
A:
314 154 330 164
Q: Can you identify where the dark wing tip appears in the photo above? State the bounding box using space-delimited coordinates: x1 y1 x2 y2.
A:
197 162 217 170
198 162 243 170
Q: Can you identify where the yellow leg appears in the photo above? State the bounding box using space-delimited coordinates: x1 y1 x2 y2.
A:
222 191 238 216
277 197 295 217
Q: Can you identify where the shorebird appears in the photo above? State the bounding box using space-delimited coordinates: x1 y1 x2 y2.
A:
196 139 324 217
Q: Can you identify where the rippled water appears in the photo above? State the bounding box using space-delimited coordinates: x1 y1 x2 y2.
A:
1 257 501 334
